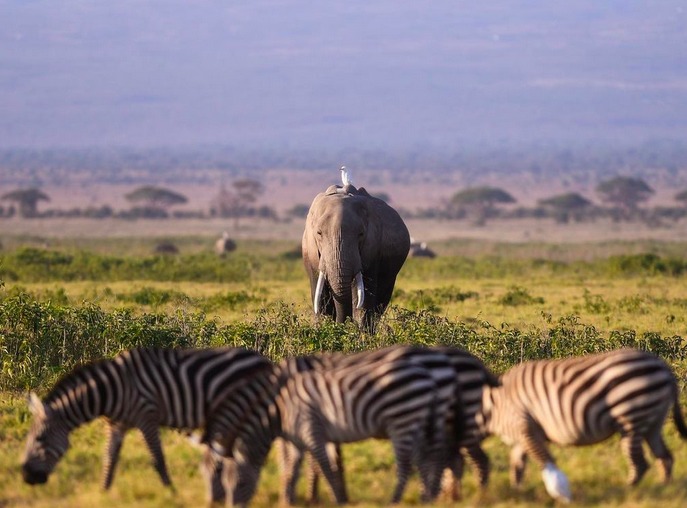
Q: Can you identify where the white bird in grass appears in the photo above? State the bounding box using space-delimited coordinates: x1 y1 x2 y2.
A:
340 165 352 186
542 463 571 503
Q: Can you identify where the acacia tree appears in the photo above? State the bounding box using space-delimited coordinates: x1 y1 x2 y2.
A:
538 192 592 223
450 186 516 225
675 189 687 207
596 176 653 211
1 188 50 217
124 186 188 217
209 178 265 228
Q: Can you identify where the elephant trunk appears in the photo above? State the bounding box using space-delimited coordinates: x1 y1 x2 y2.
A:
328 269 365 323
312 270 364 317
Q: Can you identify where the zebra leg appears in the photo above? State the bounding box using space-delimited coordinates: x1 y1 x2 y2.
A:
139 423 173 488
389 434 415 504
307 440 347 505
200 447 226 504
620 433 649 485
509 444 528 487
309 443 345 504
465 444 490 489
102 422 127 490
280 440 305 505
645 428 673 483
440 451 464 501
305 452 321 505
521 418 570 503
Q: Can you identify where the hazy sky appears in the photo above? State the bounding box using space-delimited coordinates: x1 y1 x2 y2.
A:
1 0 686 150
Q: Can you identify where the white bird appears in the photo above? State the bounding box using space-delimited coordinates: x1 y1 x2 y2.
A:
340 165 353 186
542 463 571 503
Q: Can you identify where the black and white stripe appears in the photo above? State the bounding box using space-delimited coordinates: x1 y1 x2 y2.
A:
476 348 687 502
203 345 461 506
21 347 272 490
432 345 500 499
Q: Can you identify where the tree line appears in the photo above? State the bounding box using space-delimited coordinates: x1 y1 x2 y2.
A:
3 175 687 227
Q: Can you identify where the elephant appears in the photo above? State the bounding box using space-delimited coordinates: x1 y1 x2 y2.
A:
302 182 410 331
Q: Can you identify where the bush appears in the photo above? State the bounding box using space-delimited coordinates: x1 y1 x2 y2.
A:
2 294 686 392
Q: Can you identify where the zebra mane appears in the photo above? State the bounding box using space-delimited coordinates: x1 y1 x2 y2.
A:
42 357 115 405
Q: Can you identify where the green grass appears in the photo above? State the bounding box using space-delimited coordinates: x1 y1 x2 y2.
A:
2 238 687 506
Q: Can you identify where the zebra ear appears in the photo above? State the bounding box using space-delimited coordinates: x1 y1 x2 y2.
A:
28 392 46 418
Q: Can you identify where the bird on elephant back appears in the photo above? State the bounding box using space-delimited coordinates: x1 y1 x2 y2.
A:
302 167 410 332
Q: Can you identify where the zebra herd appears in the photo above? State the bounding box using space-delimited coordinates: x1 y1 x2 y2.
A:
22 345 686 505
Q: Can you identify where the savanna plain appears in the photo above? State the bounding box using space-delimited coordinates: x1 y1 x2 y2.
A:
2 214 687 508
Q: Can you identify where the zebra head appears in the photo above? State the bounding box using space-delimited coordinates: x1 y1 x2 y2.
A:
21 392 70 485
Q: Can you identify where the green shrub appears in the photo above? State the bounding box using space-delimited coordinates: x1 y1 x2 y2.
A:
1 293 686 392
498 286 544 306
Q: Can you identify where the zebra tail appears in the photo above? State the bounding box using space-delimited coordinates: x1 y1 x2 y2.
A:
673 391 687 439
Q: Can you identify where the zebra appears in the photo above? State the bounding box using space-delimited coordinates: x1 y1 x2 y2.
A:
21 346 272 490
201 345 463 506
285 345 500 502
475 348 687 503
432 345 500 499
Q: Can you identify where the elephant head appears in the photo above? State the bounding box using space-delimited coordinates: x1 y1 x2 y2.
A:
302 184 410 330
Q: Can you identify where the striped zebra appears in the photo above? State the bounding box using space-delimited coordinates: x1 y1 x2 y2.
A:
201 345 462 505
433 345 500 499
199 352 345 504
287 345 500 502
21 347 272 490
475 349 687 503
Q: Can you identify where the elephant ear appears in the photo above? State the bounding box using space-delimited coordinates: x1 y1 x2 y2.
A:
302 193 325 274
362 195 410 261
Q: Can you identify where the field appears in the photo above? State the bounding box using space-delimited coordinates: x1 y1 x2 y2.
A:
2 216 687 507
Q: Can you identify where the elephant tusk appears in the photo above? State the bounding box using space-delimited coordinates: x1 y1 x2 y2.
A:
314 271 325 314
355 272 365 309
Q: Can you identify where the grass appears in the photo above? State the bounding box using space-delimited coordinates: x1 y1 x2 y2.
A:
2 237 687 506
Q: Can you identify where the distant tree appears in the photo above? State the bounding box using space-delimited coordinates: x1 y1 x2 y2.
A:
449 186 516 225
596 176 653 211
124 186 188 210
1 188 50 217
538 192 592 223
285 203 311 219
209 178 265 228
675 189 687 206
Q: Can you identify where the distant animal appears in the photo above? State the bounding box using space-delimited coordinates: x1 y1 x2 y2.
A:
21 347 272 490
476 349 687 503
410 240 436 258
215 231 237 255
154 241 179 254
201 345 461 506
302 167 410 331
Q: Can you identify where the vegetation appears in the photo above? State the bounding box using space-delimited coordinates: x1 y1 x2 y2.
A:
538 192 592 223
1 188 50 217
596 176 654 210
449 187 517 225
2 238 687 506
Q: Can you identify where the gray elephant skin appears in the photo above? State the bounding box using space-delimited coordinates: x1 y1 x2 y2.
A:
302 184 410 331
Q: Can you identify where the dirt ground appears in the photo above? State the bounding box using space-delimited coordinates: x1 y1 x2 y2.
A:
2 215 687 245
